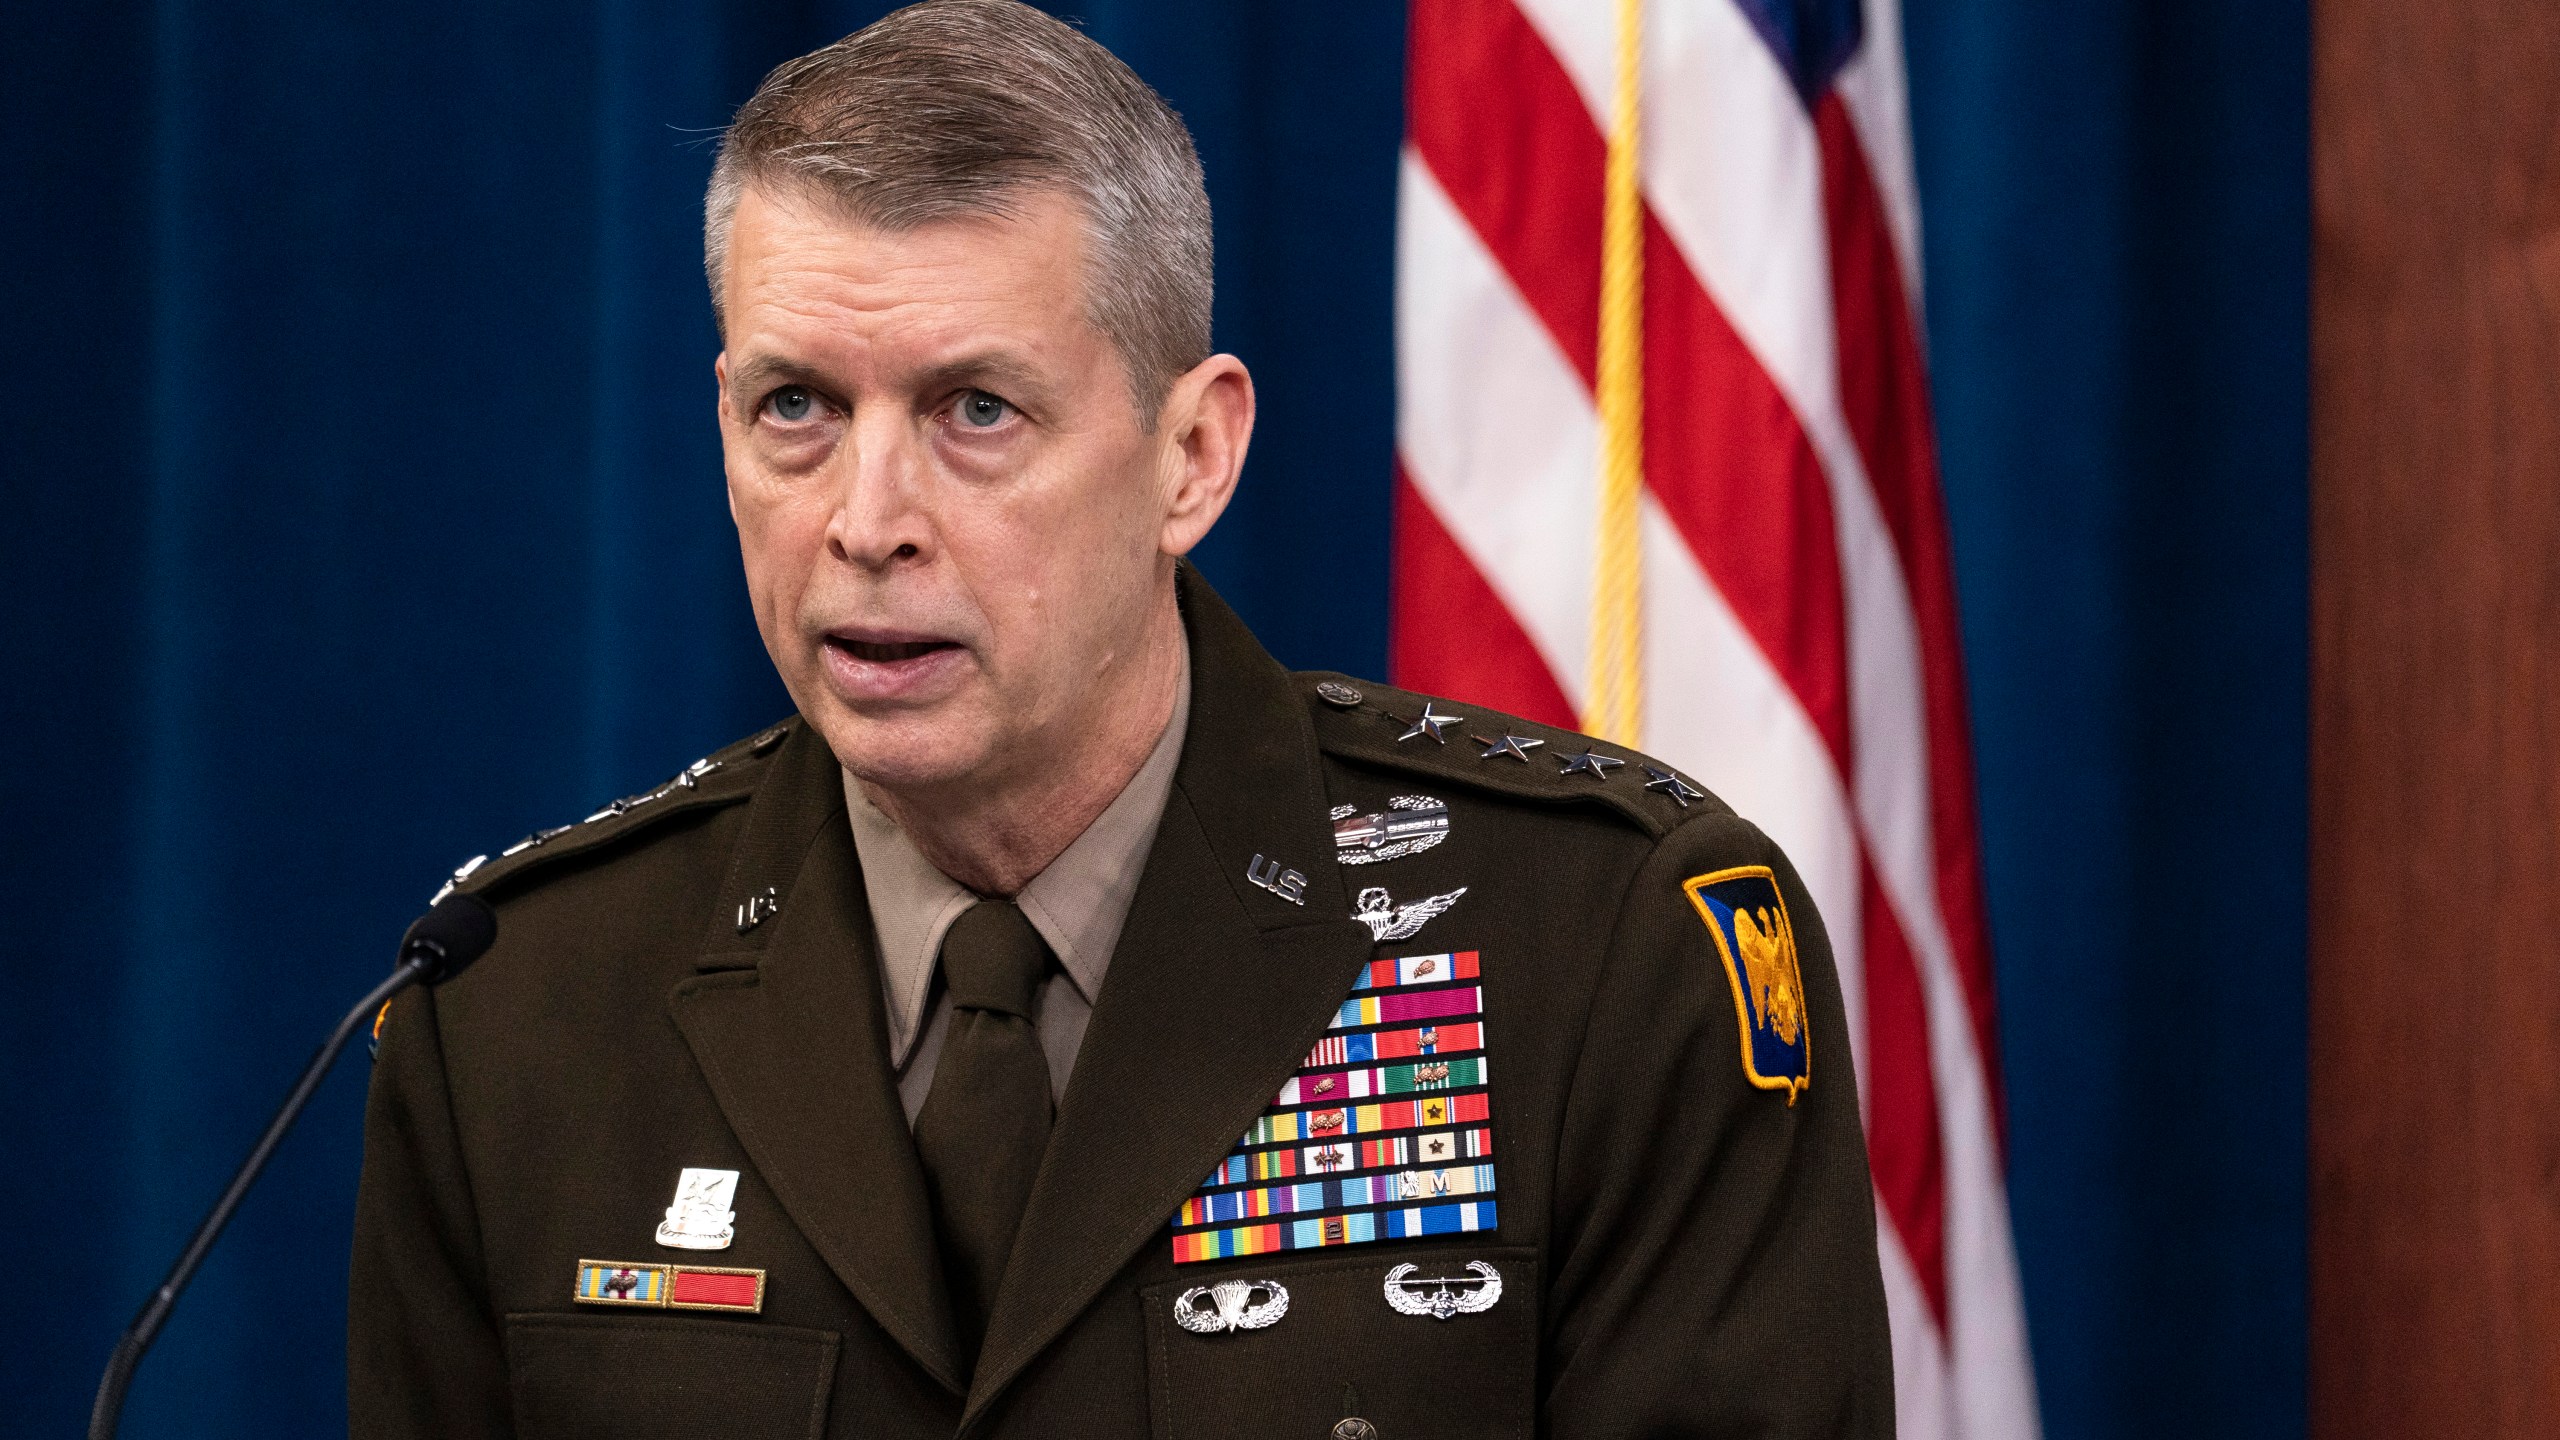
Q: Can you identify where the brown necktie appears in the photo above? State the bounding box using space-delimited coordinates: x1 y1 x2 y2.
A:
912 898 1055 1370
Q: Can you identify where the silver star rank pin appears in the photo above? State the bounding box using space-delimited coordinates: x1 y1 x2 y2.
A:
1473 732 1545 763
1399 700 1463 743
1641 765 1705 807
1558 748 1625 780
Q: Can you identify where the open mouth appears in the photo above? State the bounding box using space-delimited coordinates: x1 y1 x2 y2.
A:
830 636 961 664
819 628 968 701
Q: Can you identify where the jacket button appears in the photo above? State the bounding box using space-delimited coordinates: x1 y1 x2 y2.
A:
1332 1421 1378 1440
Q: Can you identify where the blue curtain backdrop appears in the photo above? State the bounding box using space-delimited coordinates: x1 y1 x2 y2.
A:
0 3 2303 1436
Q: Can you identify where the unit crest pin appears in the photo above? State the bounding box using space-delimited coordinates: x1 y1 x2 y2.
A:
655 1167 740 1251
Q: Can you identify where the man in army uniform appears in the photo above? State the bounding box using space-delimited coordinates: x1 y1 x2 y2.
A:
349 2 1895 1436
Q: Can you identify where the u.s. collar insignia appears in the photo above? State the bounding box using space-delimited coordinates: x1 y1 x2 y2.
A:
1683 866 1811 1102
654 1167 739 1250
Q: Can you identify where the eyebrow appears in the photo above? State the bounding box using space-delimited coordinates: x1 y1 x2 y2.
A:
907 350 1058 410
724 354 832 414
726 346 1064 416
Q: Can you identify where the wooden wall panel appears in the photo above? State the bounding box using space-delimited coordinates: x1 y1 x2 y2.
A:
2310 1 2560 1435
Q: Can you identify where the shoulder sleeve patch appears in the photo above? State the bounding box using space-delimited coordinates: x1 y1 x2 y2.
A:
1682 865 1811 1103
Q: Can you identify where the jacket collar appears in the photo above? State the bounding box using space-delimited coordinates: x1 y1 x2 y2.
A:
668 720 967 1392
669 568 1373 1415
962 567 1374 1424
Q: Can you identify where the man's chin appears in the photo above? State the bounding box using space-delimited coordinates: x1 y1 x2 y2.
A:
805 705 991 798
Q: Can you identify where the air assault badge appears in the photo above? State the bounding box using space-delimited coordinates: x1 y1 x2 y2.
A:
1683 865 1810 1102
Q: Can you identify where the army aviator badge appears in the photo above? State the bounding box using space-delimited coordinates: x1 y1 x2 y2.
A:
1682 866 1810 1102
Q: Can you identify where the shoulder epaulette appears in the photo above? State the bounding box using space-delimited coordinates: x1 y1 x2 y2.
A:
425 718 798 905
1295 673 1727 841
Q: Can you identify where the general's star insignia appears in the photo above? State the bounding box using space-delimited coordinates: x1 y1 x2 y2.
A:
1398 701 1462 744
1642 765 1704 807
1557 749 1624 780
1472 733 1545 763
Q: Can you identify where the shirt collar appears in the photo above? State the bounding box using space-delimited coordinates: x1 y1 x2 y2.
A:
844 658 1192 1069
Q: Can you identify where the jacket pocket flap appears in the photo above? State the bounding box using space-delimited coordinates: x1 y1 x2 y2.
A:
503 1312 839 1440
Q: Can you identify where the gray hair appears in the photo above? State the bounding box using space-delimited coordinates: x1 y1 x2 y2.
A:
703 0 1213 423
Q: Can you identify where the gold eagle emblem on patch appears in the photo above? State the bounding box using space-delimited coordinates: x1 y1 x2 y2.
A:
1682 865 1811 1102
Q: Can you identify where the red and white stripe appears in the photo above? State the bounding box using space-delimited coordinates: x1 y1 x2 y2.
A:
1392 3 2037 1435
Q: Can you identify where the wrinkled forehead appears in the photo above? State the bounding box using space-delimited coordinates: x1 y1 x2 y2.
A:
720 180 1098 342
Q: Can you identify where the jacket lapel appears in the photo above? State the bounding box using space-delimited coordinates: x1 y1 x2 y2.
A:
964 570 1375 1423
668 723 965 1394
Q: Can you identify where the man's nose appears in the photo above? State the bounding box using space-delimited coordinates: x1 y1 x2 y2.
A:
826 409 933 569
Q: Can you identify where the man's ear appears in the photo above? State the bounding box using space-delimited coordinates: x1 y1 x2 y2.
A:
1157 354 1254 558
715 352 740 526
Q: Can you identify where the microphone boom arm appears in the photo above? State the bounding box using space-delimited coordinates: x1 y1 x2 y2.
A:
88 893 496 1440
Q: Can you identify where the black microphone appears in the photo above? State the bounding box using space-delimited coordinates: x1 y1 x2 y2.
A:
88 892 499 1440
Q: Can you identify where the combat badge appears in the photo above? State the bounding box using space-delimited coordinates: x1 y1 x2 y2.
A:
1332 796 1450 865
1682 866 1811 1101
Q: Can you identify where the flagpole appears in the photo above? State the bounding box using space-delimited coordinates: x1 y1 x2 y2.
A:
1587 0 1645 748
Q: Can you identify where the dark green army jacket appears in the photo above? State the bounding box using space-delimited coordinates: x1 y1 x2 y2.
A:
351 570 1894 1439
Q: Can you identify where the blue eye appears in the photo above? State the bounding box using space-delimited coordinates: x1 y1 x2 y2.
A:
955 391 1011 429
767 387 814 422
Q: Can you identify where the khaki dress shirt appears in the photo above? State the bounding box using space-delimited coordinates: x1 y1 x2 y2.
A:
843 670 1190 1123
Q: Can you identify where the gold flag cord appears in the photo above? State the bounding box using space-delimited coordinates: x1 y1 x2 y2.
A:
1585 0 1645 747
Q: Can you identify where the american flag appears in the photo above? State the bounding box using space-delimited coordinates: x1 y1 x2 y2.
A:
1391 2 2038 1434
